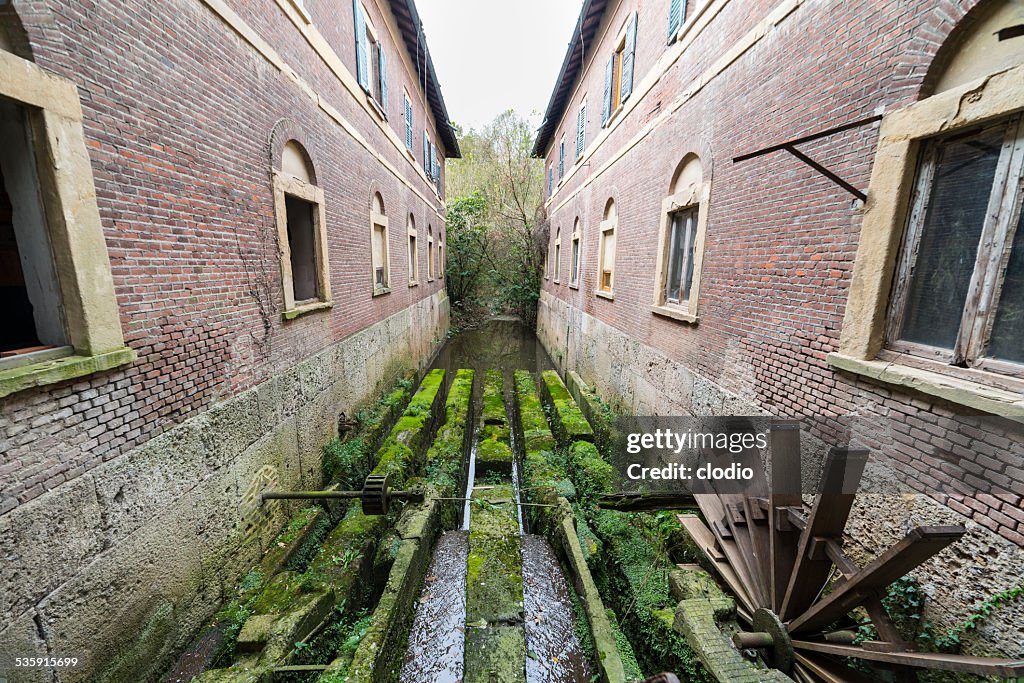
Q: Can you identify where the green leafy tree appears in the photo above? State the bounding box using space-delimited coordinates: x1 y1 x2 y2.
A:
445 110 547 326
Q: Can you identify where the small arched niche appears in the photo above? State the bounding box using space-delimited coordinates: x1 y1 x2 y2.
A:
371 191 385 216
928 0 1024 96
603 198 616 222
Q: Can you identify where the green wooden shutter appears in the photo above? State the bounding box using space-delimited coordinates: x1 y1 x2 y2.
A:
620 12 637 103
559 141 565 178
549 166 553 195
668 0 682 42
576 103 586 158
405 97 413 150
423 131 430 175
602 55 614 125
378 47 388 112
353 0 368 90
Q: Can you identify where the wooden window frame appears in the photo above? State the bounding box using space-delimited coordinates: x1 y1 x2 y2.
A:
885 116 1024 379
831 62 1024 415
427 225 435 281
553 227 562 284
370 208 390 295
597 214 616 299
570 219 582 288
407 215 418 286
651 181 710 323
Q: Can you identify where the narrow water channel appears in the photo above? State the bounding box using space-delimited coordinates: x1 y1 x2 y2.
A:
402 318 591 683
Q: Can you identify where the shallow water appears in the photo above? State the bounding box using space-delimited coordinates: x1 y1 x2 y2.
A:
522 535 594 683
399 531 469 683
430 317 555 374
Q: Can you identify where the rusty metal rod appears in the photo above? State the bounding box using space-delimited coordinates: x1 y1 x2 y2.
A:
733 631 775 649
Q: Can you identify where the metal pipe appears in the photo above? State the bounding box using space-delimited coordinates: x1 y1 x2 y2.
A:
733 631 775 649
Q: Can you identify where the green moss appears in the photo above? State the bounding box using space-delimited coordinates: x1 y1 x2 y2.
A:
540 371 594 446
476 437 513 477
606 609 644 682
466 485 523 625
368 369 446 488
481 369 507 424
569 441 614 504
250 571 304 614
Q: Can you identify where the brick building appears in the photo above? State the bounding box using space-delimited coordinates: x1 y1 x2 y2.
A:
0 0 456 679
534 0 1024 657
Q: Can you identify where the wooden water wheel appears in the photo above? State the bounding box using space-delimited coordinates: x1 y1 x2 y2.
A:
677 421 1024 681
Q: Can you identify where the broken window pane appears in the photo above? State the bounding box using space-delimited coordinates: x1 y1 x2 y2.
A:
898 128 1003 349
666 208 696 303
988 208 1024 363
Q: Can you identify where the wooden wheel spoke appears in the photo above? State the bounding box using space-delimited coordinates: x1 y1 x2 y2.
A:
769 421 802 611
779 447 868 621
676 514 756 619
794 652 877 682
787 525 965 635
792 640 1024 677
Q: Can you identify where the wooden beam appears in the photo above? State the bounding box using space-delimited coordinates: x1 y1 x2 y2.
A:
779 448 868 621
792 641 1024 676
794 652 877 683
677 515 756 619
788 526 964 635
769 421 802 611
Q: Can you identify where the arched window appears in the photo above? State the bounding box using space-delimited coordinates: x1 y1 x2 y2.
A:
570 218 582 287
274 140 331 317
653 154 708 322
370 192 390 294
554 227 562 283
407 213 418 286
597 200 616 296
438 230 445 278
838 0 1024 407
427 224 435 280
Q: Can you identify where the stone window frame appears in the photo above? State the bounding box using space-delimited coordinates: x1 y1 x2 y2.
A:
274 167 332 319
829 63 1024 416
651 166 710 324
438 230 445 278
407 212 418 287
0 50 135 399
553 226 562 284
596 200 617 300
427 224 435 281
370 193 391 295
569 217 582 289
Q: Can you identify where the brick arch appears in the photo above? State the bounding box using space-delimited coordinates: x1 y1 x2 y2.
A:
268 119 318 186
919 0 1017 98
884 0 985 102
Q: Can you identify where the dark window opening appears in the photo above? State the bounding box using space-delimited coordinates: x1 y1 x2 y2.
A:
666 207 698 304
285 195 319 302
0 100 65 356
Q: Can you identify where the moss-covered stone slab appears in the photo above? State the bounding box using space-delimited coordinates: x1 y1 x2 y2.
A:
424 369 474 506
475 436 514 477
466 485 523 625
540 370 594 446
514 370 557 453
464 625 526 683
370 368 446 488
336 498 442 682
481 368 508 426
554 499 627 683
568 441 614 501
670 567 792 682
190 666 270 683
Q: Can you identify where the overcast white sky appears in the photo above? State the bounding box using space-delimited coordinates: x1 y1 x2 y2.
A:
415 0 583 133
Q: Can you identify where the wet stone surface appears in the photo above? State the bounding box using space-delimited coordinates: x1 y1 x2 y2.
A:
522 534 593 683
400 531 468 683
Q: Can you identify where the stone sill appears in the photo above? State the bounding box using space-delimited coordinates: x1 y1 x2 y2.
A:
408 280 419 288
826 352 1024 419
282 300 333 320
595 290 614 301
372 287 391 297
0 346 136 399
651 304 698 324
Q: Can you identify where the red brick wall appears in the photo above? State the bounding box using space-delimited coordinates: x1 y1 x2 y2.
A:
539 0 1024 546
0 0 449 513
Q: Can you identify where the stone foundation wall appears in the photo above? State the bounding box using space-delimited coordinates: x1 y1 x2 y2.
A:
537 290 1024 660
0 291 448 683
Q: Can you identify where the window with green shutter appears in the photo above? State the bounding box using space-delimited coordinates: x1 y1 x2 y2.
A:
559 139 565 179
404 95 413 150
620 12 637 104
576 101 586 158
668 0 687 43
353 0 368 90
602 55 614 125
377 47 388 113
